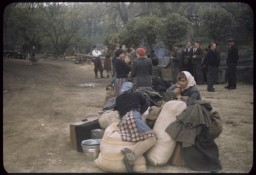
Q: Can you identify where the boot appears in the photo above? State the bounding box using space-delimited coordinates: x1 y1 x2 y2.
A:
121 148 135 173
100 72 104 78
95 72 98 78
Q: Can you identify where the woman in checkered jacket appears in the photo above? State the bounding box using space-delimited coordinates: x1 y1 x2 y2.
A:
115 82 156 171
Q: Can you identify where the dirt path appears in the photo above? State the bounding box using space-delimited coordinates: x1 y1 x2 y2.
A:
3 59 253 173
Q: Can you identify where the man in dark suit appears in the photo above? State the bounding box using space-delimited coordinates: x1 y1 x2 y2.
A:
192 41 204 84
225 38 239 90
182 41 193 73
204 42 221 92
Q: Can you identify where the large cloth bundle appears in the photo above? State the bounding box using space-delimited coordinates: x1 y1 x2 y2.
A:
94 122 147 173
146 100 187 166
98 110 120 129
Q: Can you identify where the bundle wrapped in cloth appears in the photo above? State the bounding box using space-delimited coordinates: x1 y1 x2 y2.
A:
94 122 147 173
146 100 187 166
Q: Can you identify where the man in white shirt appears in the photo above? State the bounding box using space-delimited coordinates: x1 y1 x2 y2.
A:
92 45 104 78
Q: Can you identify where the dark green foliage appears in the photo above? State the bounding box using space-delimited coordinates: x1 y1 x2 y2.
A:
3 2 253 57
119 15 161 49
158 13 189 49
201 8 233 43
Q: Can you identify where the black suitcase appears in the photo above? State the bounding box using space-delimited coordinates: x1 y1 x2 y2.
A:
70 116 101 152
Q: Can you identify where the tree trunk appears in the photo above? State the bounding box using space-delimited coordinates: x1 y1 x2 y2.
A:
117 2 128 25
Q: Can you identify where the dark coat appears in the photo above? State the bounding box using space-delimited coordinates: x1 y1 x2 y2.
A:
204 49 221 67
165 100 213 148
192 47 204 64
165 100 222 171
115 59 131 78
227 46 239 65
182 47 193 65
131 57 153 88
172 50 183 68
116 91 148 117
183 126 222 171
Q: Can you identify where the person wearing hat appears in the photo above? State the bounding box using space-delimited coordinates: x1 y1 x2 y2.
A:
131 48 153 89
225 38 239 90
115 82 156 172
192 41 204 84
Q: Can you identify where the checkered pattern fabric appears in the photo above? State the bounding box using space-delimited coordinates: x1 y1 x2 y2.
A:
118 111 155 142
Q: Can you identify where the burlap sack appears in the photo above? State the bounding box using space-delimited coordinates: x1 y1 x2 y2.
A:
98 110 121 129
94 122 147 173
146 100 187 166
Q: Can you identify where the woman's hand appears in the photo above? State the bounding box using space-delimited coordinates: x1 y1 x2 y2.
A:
173 85 181 95
173 88 181 95
176 94 182 100
180 96 189 101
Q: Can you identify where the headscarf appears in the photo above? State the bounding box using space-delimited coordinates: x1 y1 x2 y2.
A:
136 48 146 57
120 82 133 95
181 71 196 90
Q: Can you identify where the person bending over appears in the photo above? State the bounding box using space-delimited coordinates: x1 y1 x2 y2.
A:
115 82 156 172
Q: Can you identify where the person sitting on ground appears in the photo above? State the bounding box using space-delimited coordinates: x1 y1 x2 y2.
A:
115 82 156 172
166 71 201 106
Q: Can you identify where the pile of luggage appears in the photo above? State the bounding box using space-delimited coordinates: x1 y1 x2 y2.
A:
70 87 223 173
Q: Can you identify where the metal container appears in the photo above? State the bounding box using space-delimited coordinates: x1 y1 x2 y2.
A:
81 139 101 161
91 129 105 139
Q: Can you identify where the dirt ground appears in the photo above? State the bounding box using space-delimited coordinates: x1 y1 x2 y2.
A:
3 58 253 173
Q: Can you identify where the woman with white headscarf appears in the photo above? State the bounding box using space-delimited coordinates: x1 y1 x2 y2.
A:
115 82 156 172
166 71 201 105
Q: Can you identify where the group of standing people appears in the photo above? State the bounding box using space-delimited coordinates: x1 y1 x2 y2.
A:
171 41 204 85
91 37 239 94
97 39 239 173
113 46 153 96
91 44 153 96
170 38 239 92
